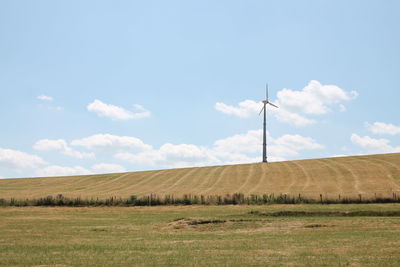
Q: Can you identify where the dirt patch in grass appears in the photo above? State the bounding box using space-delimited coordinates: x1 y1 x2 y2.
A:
169 217 265 227
166 217 301 232
90 228 108 232
304 224 332 228
168 218 226 229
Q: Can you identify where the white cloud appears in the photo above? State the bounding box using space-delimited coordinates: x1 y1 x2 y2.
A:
36 165 92 177
215 80 357 126
215 100 261 118
0 148 47 170
365 122 400 136
87 100 150 120
37 95 53 101
115 143 220 168
351 134 400 154
213 129 262 154
132 104 150 118
37 95 64 111
212 130 322 163
277 80 357 115
33 139 95 159
115 130 324 168
265 134 323 159
270 107 316 126
71 134 152 151
114 151 160 166
215 100 314 127
330 154 348 158
274 134 324 151
92 163 126 174
35 163 126 177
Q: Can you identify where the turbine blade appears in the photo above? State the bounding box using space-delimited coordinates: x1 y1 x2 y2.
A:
266 83 268 101
259 106 265 115
268 102 279 108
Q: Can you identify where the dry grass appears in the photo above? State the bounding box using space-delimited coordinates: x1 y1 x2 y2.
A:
1 205 400 266
1 153 400 200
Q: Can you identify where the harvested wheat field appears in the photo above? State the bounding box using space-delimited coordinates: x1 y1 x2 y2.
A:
1 153 400 200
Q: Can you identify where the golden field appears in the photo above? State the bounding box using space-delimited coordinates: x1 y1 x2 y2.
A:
1 153 399 200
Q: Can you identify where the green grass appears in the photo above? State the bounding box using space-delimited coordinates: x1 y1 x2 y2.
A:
1 204 400 266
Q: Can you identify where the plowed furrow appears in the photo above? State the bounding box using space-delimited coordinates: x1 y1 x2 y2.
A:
291 161 318 193
72 173 130 194
235 164 256 194
83 174 148 196
247 164 265 194
316 159 343 195
330 159 363 195
200 166 231 195
111 170 168 196
157 167 202 195
282 161 303 194
206 165 239 194
194 166 224 194
171 166 214 194
346 158 392 194
353 158 400 192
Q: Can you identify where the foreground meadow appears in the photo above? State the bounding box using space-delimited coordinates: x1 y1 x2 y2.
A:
1 204 400 266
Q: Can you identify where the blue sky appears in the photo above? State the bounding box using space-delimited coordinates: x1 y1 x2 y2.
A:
0 0 399 178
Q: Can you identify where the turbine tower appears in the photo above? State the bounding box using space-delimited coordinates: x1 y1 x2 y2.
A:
259 84 278 163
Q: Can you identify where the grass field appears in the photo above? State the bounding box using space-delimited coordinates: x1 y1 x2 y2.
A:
1 153 400 200
1 204 400 266
1 153 400 265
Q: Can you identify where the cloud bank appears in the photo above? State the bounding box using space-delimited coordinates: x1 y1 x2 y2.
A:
71 134 152 151
365 122 400 136
87 100 150 120
215 80 358 126
1 129 324 178
36 165 92 177
35 163 126 177
114 130 323 168
34 139 95 159
92 163 126 174
351 134 400 154
0 148 47 170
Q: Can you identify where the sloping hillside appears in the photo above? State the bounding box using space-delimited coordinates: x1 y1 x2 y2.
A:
1 153 400 199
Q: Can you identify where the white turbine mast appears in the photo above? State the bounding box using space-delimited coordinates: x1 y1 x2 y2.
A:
259 83 278 163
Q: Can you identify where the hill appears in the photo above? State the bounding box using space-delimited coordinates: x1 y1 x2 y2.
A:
1 153 400 200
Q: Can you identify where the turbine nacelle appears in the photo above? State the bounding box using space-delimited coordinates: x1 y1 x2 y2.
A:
261 100 278 108
259 84 279 115
259 101 278 115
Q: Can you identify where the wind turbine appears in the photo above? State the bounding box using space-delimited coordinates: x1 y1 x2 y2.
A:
259 84 278 163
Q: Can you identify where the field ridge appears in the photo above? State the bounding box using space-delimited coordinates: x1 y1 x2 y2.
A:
1 153 400 199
